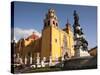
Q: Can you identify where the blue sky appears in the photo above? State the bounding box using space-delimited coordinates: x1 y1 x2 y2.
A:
13 1 97 49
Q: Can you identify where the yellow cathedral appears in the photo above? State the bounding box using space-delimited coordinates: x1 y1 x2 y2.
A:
41 8 74 61
15 8 75 64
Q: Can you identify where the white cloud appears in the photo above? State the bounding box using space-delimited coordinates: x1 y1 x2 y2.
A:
14 27 41 41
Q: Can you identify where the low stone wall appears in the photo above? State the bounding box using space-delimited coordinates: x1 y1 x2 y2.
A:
63 56 97 70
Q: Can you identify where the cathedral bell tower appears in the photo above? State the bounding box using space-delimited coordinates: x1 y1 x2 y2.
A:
41 8 59 61
41 8 65 62
43 8 59 29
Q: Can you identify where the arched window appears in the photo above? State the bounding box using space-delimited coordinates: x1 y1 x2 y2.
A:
48 20 50 25
55 38 57 43
53 21 55 25
56 23 58 26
